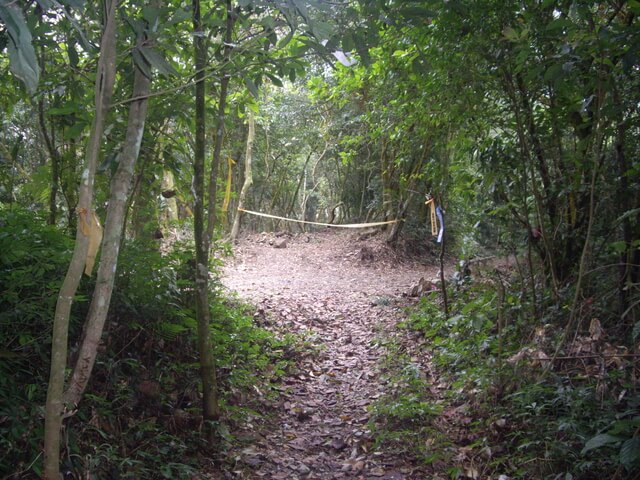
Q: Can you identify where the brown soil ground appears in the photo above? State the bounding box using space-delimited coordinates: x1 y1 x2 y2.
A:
217 229 445 479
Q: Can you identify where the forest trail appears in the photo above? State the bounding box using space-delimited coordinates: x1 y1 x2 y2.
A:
220 229 441 479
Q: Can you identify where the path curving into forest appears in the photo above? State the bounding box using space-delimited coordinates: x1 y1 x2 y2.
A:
220 229 441 479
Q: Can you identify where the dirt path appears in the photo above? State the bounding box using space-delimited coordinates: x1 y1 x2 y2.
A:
220 230 441 479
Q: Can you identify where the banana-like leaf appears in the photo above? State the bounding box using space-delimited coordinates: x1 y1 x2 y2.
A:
0 4 39 93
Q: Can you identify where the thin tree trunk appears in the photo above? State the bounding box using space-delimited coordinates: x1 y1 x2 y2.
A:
385 142 428 245
438 206 449 318
64 54 151 408
207 0 235 242
231 112 254 241
37 17 60 226
193 0 220 440
38 91 60 225
380 138 393 224
162 169 179 223
300 148 327 231
43 1 118 477
612 83 635 322
385 194 412 246
286 151 313 219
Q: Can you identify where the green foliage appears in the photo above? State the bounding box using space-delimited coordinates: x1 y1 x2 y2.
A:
0 215 294 478
395 274 640 478
406 290 504 398
369 337 446 464
0 208 86 476
502 380 640 478
64 239 294 478
0 3 39 93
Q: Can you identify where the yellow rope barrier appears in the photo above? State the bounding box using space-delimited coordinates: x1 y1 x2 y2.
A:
237 208 400 229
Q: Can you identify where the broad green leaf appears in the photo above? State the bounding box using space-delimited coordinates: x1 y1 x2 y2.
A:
581 434 622 454
260 16 277 30
266 73 283 88
292 0 309 21
341 32 355 52
608 241 627 254
49 104 80 115
244 77 259 98
0 4 39 93
132 48 153 79
142 6 163 26
63 122 87 140
140 46 179 77
544 63 563 83
311 21 332 40
67 40 79 68
168 8 191 25
546 18 573 31
267 30 278 46
126 17 146 37
620 437 640 470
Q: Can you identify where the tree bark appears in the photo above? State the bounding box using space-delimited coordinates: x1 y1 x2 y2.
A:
64 52 151 408
193 0 220 440
286 150 313 220
38 89 60 226
438 206 449 319
161 169 179 223
207 0 235 242
385 141 428 245
231 112 254 240
43 1 118 477
380 137 393 224
37 17 60 226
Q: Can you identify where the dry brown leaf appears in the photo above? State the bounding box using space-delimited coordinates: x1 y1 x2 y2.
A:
589 318 604 341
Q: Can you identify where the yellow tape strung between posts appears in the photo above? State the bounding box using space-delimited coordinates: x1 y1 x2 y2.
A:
238 208 399 229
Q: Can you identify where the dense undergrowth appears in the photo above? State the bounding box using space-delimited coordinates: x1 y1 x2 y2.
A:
0 209 293 479
371 260 640 479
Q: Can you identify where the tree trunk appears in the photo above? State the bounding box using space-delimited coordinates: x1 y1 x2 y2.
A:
612 83 636 322
37 19 60 226
385 193 412 246
38 91 60 226
380 138 393 224
385 143 427 245
207 0 235 242
162 169 179 223
231 112 254 240
286 150 313 220
43 1 118 477
64 53 151 408
438 206 449 318
192 0 220 441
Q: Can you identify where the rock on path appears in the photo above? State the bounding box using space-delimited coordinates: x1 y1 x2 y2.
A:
220 230 440 479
